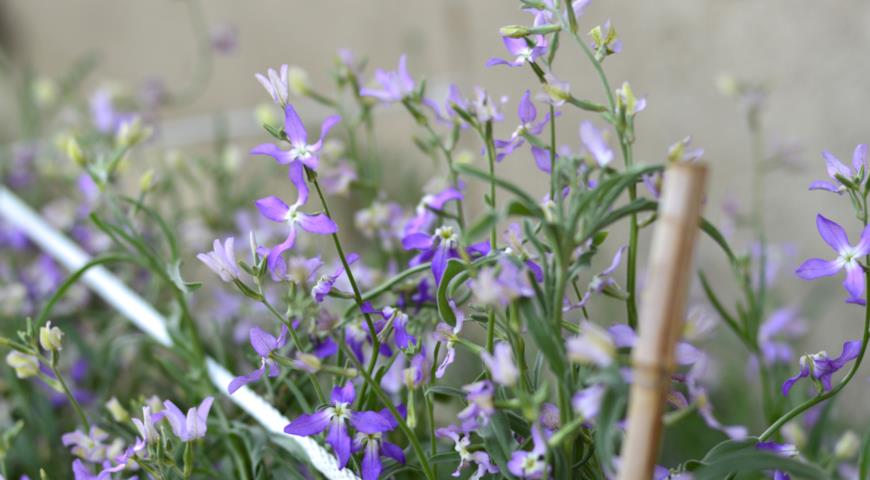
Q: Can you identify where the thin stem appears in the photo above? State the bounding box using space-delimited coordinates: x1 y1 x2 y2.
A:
337 340 436 480
484 120 498 250
49 352 90 430
260 299 326 404
310 175 382 404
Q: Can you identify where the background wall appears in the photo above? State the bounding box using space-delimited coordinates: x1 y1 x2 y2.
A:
1 0 868 417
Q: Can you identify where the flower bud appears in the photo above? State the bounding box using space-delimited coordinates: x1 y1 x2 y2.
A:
715 74 739 97
64 136 87 167
834 430 860 460
139 169 156 193
293 352 322 374
39 321 64 351
499 25 531 38
5 351 39 378
287 66 311 97
116 117 152 148
106 397 129 423
543 83 572 104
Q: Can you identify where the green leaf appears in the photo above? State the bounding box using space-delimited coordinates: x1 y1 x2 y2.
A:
166 259 202 293
692 448 828 480
700 218 737 265
479 411 518 479
517 299 566 376
262 123 284 140
456 163 543 216
436 259 468 326
506 199 538 218
424 385 466 399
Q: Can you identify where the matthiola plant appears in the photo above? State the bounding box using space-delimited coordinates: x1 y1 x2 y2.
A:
1 1 869 479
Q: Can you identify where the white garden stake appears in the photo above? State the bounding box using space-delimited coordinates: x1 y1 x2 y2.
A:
0 186 360 480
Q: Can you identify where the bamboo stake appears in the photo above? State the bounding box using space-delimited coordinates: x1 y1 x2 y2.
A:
618 162 708 480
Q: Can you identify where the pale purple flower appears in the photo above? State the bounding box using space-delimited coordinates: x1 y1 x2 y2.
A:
360 55 416 103
457 381 495 427
567 321 616 366
435 424 499 480
251 103 342 179
782 340 861 396
62 427 113 463
589 20 622 57
580 121 614 167
795 214 870 304
89 89 134 135
319 160 358 196
196 237 240 282
486 36 548 68
447 85 506 124
470 257 534 307
494 90 555 163
255 193 338 273
481 342 519 387
524 0 590 26
312 253 359 303
228 325 289 394
758 307 807 366
255 64 289 106
352 428 405 480
284 383 393 469
507 424 549 479
433 302 466 378
809 144 867 193
572 384 606 422
132 405 162 444
403 187 464 237
162 396 214 441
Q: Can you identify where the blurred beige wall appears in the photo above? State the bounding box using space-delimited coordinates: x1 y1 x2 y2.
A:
3 0 870 415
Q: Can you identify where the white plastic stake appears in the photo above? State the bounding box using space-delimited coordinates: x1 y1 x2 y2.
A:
0 186 359 480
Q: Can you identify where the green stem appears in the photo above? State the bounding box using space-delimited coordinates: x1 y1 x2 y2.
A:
310 174 382 405
49 351 90 430
484 121 498 250
759 269 870 441
337 340 436 480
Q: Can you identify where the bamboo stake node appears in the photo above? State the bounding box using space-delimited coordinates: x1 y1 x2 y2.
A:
618 162 708 480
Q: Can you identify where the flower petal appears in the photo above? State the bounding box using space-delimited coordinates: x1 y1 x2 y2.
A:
854 144 869 172
255 196 290 222
284 411 331 436
844 263 866 301
361 443 382 480
283 104 308 144
402 232 434 251
816 214 851 252
227 366 265 394
288 161 310 205
326 420 352 469
795 258 840 280
808 180 841 193
250 326 279 356
251 143 292 164
297 212 338 235
517 90 536 124
350 410 394 434
331 382 355 404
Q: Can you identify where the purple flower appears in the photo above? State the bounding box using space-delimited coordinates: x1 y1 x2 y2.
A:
228 325 289 394
580 121 613 168
197 237 240 282
162 396 214 441
433 302 466 378
403 187 464 237
481 342 519 387
435 424 499 480
809 144 867 193
353 428 405 480
284 383 393 469
362 303 417 350
494 90 554 163
447 85 506 124
507 424 549 479
255 64 289 106
89 89 134 135
255 194 338 272
524 0 590 26
758 307 806 366
572 384 605 423
457 381 495 427
360 55 415 103
795 214 870 304
470 258 534 307
402 225 490 283
486 36 547 68
566 321 616 366
312 253 359 303
62 427 113 463
251 103 342 177
782 340 861 396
